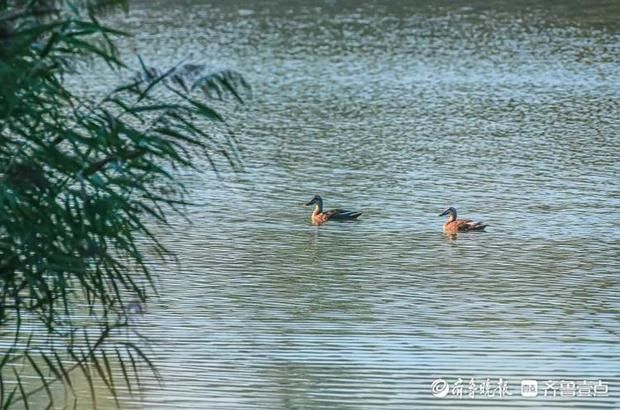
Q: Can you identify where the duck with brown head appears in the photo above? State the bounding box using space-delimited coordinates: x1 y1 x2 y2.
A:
438 207 487 234
305 195 362 225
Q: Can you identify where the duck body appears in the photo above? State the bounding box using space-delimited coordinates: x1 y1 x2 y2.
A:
439 207 486 234
306 195 362 225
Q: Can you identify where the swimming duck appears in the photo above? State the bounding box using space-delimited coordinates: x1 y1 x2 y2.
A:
305 195 362 225
438 207 487 234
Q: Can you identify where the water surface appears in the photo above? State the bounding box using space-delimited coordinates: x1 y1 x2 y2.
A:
94 0 620 408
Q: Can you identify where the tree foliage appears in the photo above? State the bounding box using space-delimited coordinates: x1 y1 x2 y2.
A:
0 0 247 408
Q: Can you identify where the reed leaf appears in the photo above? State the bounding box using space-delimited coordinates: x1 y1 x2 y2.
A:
0 0 248 408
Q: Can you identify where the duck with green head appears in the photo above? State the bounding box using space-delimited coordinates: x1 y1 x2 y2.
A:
305 195 362 225
438 207 487 234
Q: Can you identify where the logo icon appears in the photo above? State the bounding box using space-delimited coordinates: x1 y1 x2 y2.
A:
521 379 538 397
431 379 450 398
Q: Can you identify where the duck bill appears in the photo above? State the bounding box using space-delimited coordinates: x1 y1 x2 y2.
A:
438 210 449 217
305 200 315 207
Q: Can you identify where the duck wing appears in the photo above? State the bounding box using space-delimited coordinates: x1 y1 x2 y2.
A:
324 209 362 221
456 219 487 231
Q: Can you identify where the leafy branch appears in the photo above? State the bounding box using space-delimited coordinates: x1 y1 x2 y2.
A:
0 0 249 408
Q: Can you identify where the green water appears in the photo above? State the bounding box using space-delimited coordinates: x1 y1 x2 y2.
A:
50 0 620 408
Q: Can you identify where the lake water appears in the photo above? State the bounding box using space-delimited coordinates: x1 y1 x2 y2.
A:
73 0 620 408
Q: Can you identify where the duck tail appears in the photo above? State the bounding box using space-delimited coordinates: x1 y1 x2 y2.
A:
340 211 362 219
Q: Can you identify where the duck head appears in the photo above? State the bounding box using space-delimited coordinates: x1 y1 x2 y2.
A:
438 207 457 220
305 194 323 207
305 194 324 212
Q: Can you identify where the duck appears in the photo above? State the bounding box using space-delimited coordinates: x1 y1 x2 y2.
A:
438 207 487 234
305 195 362 225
